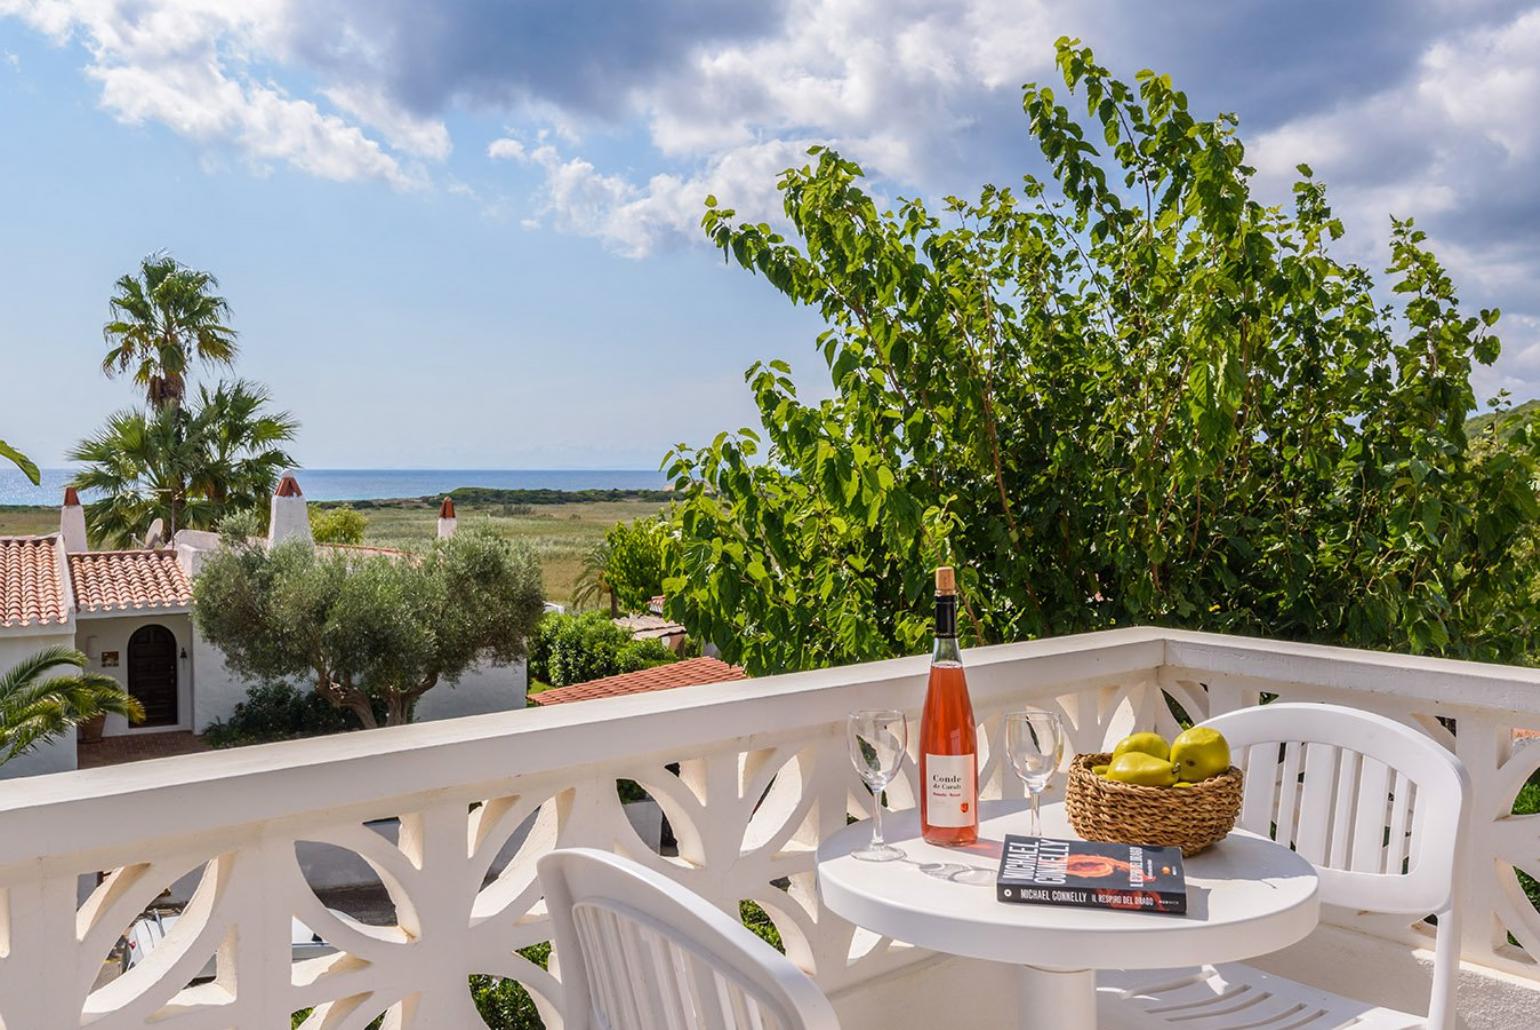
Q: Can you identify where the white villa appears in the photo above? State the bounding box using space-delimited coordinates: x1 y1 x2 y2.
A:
0 478 527 777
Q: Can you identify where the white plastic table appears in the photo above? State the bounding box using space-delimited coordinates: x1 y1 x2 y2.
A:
816 799 1319 1029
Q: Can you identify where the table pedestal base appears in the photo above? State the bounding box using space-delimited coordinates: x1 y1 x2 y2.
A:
1017 965 1095 1029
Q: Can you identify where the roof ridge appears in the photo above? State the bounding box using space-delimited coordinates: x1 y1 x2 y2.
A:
70 548 180 557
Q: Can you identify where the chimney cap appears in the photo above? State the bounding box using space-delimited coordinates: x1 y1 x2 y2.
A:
275 474 303 498
439 497 456 519
63 486 80 506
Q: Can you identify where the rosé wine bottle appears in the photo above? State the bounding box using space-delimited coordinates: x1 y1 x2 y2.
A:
919 566 978 846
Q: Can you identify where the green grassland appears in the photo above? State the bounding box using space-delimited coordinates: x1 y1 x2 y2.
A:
0 507 55 536
332 495 665 603
0 492 666 605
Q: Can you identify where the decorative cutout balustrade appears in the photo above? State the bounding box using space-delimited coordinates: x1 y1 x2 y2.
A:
0 628 1535 1027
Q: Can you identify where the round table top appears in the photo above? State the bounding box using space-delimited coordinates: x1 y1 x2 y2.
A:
816 799 1319 971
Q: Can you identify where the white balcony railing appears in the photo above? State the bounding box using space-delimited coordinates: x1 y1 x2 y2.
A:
0 627 1538 1028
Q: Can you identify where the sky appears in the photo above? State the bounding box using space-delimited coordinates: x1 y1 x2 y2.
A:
2 0 1539 469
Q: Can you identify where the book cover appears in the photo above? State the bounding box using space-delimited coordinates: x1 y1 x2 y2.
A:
996 834 1187 914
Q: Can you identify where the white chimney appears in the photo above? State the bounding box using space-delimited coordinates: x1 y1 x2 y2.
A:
268 474 313 548
60 487 88 552
437 496 458 539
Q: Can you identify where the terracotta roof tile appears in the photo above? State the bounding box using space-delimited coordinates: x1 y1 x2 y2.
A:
0 536 68 628
68 550 192 615
63 486 80 506
439 497 455 518
532 656 747 706
275 474 303 497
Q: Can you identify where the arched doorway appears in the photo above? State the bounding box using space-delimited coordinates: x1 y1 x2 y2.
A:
127 624 179 727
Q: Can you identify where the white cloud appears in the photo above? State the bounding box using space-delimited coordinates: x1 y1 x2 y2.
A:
492 135 811 257
464 0 1065 256
486 137 526 161
322 83 451 161
1246 8 1540 397
1 0 425 187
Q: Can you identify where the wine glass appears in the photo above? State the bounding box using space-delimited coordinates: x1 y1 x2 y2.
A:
847 709 908 862
1006 708 1065 837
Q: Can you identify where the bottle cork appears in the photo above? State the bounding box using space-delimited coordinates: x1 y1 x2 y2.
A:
935 566 956 595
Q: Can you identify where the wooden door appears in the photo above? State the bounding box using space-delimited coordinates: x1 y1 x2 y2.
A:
127 625 179 727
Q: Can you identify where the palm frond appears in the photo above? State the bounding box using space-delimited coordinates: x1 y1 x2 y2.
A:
0 647 144 764
0 438 38 484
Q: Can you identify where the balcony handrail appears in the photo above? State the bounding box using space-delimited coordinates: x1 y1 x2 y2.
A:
6 627 1540 873
1160 627 1540 712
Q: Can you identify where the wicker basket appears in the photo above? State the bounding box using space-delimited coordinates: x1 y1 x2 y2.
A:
1064 752 1243 857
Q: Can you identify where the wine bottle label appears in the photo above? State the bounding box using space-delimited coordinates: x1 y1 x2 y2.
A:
924 753 977 827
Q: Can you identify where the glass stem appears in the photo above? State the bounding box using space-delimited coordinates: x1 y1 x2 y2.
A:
1029 789 1042 837
872 788 886 848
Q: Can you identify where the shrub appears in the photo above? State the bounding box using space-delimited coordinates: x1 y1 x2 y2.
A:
310 505 367 544
203 682 364 748
527 611 675 688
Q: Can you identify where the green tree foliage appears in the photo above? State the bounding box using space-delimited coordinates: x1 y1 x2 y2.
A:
69 380 298 546
310 505 368 545
102 253 238 410
1 646 143 764
573 518 668 615
663 38 1539 675
603 518 668 613
193 529 544 726
527 610 675 688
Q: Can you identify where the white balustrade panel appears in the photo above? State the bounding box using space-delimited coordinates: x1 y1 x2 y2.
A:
1161 629 1540 980
0 627 1537 1027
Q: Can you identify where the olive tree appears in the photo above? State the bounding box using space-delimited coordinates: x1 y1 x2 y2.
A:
194 529 544 726
662 38 1540 675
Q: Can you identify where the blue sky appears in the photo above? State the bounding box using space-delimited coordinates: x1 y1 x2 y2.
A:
3 1 1539 468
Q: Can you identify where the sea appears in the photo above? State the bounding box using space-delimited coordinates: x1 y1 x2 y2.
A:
0 468 669 506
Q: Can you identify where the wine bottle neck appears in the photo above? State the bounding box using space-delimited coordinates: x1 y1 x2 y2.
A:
933 594 959 663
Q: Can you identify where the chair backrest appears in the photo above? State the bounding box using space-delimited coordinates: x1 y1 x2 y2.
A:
1202 702 1470 1028
538 848 839 1030
1205 702 1468 915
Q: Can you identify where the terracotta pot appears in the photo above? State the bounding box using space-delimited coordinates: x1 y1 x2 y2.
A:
79 714 107 744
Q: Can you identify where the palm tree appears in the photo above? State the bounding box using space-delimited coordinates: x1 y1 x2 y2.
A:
186 381 298 512
69 380 298 546
572 538 620 616
0 646 143 765
102 253 238 410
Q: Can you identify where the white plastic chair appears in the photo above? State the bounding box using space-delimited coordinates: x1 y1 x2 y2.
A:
1098 702 1470 1030
539 848 840 1030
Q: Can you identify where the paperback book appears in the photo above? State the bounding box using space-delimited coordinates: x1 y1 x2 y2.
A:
996 834 1187 914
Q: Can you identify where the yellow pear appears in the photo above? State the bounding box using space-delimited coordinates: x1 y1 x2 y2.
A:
1170 727 1231 782
1105 752 1179 787
1091 764 1110 776
1111 732 1170 762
